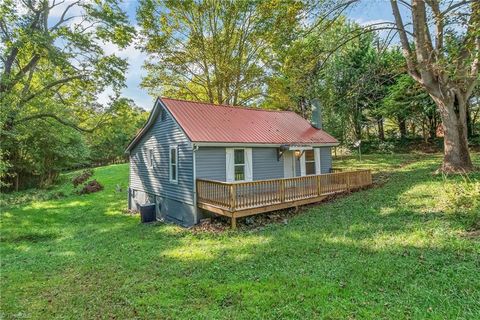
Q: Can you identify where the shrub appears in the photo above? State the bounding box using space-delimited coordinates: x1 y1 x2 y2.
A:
72 169 93 187
377 141 395 154
78 180 103 194
0 190 67 207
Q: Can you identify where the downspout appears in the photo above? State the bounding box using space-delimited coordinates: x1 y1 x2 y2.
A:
192 144 199 222
126 150 132 210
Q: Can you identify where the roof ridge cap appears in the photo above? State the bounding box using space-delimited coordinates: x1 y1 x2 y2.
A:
160 97 296 114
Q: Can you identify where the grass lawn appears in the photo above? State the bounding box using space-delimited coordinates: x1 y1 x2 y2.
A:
1 154 479 319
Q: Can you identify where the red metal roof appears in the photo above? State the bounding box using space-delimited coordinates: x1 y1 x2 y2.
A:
161 97 338 145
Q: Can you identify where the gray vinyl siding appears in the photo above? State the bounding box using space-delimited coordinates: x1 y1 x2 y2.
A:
252 148 284 180
319 147 332 173
195 147 226 181
195 146 332 181
196 147 285 181
129 105 193 205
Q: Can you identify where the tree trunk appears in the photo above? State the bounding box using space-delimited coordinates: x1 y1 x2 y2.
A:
354 121 362 141
466 101 473 138
398 117 407 139
428 114 437 141
377 117 385 140
422 120 427 142
433 94 473 172
410 122 416 136
472 108 479 137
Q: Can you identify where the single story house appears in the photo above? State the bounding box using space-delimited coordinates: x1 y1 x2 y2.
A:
125 97 370 227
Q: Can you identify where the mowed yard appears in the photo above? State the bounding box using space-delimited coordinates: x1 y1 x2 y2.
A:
1 154 479 319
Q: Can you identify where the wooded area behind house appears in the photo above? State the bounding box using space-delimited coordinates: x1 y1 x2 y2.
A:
1 0 479 191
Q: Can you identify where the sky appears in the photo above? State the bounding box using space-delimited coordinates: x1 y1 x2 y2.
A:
100 0 401 111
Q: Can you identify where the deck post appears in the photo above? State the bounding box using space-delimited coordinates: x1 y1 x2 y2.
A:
346 173 351 192
230 184 237 229
280 179 285 202
316 175 322 196
229 184 236 211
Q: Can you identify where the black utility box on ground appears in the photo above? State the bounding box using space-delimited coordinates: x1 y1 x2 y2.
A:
139 204 156 223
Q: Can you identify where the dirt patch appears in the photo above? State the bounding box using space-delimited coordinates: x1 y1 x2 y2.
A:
122 208 138 216
463 230 480 239
191 206 316 233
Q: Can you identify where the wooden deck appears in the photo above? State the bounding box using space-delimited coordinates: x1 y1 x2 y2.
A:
197 170 372 228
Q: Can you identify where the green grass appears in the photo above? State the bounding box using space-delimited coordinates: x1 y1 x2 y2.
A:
1 154 480 319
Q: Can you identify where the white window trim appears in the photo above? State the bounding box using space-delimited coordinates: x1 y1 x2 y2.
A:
169 145 178 183
314 148 321 174
226 148 252 182
300 152 306 176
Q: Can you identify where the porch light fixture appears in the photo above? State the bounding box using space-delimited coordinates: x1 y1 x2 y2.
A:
294 150 302 158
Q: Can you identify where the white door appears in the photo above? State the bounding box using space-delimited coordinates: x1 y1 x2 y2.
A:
283 151 295 178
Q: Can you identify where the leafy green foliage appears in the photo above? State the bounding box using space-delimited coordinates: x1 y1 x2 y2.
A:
382 74 439 139
86 98 148 164
2 116 90 189
137 0 306 105
0 0 135 189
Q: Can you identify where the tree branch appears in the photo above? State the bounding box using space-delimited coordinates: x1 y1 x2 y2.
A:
12 113 100 133
1 54 41 94
19 75 83 106
50 0 82 31
390 0 421 82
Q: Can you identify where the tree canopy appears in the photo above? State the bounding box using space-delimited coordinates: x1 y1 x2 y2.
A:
0 0 144 190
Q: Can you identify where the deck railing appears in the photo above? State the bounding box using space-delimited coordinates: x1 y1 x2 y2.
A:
197 170 372 212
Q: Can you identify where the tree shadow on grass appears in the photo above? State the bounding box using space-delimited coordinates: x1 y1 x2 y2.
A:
2 156 479 319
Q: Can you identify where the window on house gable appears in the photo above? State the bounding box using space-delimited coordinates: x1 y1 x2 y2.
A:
169 146 178 182
234 149 245 181
147 148 154 168
305 150 316 175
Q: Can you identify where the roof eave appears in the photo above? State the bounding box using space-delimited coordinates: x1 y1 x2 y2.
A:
191 142 340 148
124 97 161 154
124 97 194 154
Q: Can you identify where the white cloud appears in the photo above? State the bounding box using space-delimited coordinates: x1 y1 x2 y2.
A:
353 18 391 27
97 35 152 110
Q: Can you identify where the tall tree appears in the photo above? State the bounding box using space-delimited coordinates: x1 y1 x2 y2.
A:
0 0 134 130
137 0 304 105
389 0 479 172
263 16 353 115
0 0 134 188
